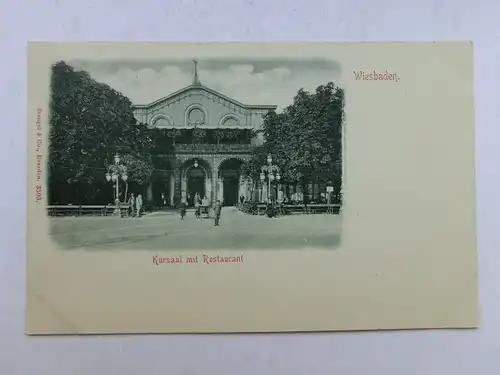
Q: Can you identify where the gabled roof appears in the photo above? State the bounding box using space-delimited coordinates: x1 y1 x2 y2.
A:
132 83 277 110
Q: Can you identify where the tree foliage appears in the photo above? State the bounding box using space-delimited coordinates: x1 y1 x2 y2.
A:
242 82 344 197
48 61 154 204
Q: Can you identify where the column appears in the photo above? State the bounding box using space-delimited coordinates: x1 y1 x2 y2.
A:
237 175 245 201
262 184 268 203
239 179 244 201
205 174 212 204
169 172 175 206
146 183 153 203
296 184 303 202
245 179 250 201
180 170 187 203
211 174 217 203
218 177 224 202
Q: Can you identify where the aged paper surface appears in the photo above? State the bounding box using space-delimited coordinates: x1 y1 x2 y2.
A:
26 42 477 334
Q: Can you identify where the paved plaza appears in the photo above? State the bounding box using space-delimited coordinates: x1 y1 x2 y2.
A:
49 208 342 250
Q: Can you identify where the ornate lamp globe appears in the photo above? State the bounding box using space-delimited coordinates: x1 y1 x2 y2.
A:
260 173 265 181
270 173 275 181
267 154 272 164
194 160 199 168
122 174 128 182
112 173 118 181
114 154 120 164
105 173 111 182
276 173 281 181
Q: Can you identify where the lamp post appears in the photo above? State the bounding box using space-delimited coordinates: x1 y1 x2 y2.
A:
260 153 281 204
105 153 128 216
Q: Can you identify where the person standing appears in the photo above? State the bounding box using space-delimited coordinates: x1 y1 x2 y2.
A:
128 193 135 218
161 192 166 209
201 196 208 218
213 200 222 226
180 199 187 220
135 194 143 218
195 199 201 219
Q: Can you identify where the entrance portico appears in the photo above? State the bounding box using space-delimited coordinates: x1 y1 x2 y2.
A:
173 155 252 207
180 158 212 205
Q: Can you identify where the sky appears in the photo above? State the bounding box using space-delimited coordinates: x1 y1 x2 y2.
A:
69 58 342 111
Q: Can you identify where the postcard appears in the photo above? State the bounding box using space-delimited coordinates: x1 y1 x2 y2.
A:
26 42 477 334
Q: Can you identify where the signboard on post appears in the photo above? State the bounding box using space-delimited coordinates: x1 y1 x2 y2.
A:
326 186 334 193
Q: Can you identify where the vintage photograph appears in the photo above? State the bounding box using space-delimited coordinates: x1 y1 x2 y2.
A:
27 42 477 335
47 57 345 250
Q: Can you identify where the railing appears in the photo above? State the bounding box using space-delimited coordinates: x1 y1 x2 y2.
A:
47 204 131 217
173 143 254 153
239 202 341 216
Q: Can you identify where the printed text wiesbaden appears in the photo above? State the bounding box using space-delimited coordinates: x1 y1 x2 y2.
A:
353 70 400 82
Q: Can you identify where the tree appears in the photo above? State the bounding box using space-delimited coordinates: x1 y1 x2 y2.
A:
283 83 344 196
242 82 344 202
117 153 155 203
48 61 154 204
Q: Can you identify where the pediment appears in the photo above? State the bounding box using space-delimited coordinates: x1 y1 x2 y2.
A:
133 84 276 114
133 84 277 129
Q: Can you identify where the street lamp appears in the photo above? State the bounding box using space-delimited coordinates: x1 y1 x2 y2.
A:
260 153 281 203
105 153 128 216
194 159 199 168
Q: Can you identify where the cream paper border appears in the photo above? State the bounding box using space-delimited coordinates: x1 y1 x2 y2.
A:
26 42 478 334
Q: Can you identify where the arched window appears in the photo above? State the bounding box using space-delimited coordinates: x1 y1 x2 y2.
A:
222 117 239 127
187 107 206 126
220 114 240 127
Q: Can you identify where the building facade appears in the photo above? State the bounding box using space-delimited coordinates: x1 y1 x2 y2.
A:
132 62 277 207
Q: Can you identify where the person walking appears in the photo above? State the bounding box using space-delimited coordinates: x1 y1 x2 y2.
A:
128 193 135 218
213 200 222 226
180 199 187 220
161 192 166 209
135 193 143 218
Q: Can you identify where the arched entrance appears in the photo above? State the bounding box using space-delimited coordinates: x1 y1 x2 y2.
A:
218 158 245 207
186 166 206 205
180 158 212 207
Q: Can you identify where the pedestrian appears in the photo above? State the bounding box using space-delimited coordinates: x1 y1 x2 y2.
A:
213 200 222 226
202 196 209 218
135 193 143 218
195 199 201 219
128 193 135 218
265 201 275 218
180 199 187 220
194 192 200 208
161 192 166 209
